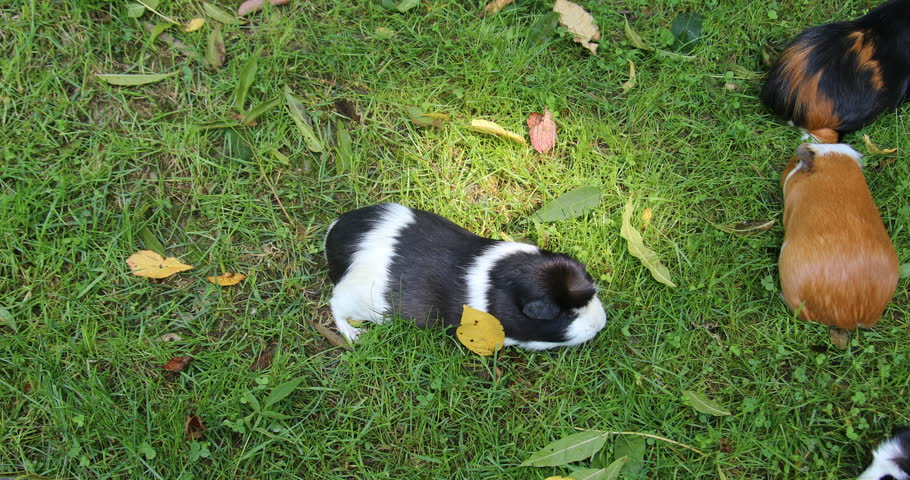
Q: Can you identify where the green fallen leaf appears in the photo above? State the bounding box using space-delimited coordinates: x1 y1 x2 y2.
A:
383 0 420 12
336 120 353 170
95 72 178 86
148 22 173 43
203 2 246 24
623 17 650 50
682 390 732 416
527 11 559 46
137 226 167 258
0 306 14 332
670 12 703 53
233 53 259 110
571 456 628 480
521 430 609 467
271 149 290 165
224 128 253 161
284 87 324 152
126 3 147 17
263 376 305 409
613 436 645 476
531 186 602 222
206 23 226 69
406 106 450 128
243 95 282 125
197 119 242 130
620 197 676 287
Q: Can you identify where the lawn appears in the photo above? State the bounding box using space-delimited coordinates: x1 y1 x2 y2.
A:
2 0 909 478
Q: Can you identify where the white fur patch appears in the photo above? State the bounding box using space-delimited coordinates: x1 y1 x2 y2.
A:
858 436 910 480
806 143 863 166
506 295 607 350
464 241 540 313
782 162 803 192
329 203 415 342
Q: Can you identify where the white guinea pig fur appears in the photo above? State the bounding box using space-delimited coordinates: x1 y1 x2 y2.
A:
857 427 910 480
323 203 607 350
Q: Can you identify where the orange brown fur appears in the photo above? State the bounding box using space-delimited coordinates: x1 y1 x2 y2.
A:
779 144 898 329
848 31 885 90
777 46 840 140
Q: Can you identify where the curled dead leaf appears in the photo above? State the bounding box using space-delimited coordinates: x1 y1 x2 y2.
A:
207 272 246 286
642 207 652 228
527 109 556 154
158 333 184 342
553 0 599 54
126 250 194 279
163 355 193 372
623 59 637 93
714 219 775 236
863 134 898 155
310 320 352 350
183 17 205 32
830 328 849 350
185 415 205 440
468 119 526 144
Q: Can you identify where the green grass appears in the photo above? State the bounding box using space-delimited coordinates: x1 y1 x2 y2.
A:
2 0 909 478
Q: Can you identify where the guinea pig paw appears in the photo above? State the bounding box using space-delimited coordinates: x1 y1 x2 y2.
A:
336 320 362 343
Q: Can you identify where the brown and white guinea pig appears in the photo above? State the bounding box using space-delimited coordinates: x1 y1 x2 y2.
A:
323 203 607 350
779 143 898 329
858 427 910 479
761 0 910 143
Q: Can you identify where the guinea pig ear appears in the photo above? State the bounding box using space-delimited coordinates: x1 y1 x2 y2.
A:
521 297 562 320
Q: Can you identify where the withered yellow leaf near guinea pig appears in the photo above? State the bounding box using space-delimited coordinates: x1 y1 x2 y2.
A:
456 305 505 356
468 119 526 145
126 250 194 279
207 272 246 286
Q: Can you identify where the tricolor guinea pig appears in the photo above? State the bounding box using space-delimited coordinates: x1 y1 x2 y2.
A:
761 0 910 143
779 143 898 329
323 203 607 350
858 427 910 480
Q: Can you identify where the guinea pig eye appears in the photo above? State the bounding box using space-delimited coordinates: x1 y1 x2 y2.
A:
521 298 561 320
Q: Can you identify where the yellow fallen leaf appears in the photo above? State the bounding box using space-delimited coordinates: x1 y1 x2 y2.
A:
622 59 637 93
545 477 575 480
620 198 676 287
862 134 898 154
553 0 600 55
207 272 246 286
642 206 652 228
183 17 205 32
456 305 505 356
126 250 194 279
468 119 526 144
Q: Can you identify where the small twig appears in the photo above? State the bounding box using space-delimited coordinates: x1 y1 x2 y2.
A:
572 428 706 456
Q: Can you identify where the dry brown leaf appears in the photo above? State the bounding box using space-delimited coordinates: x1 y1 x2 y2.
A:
528 109 556 154
553 0 600 54
126 250 194 279
158 333 184 342
830 328 849 350
185 415 205 440
468 119 526 144
482 0 514 16
310 321 352 350
163 355 193 372
183 17 205 32
207 272 246 286
863 134 898 155
237 0 289 16
250 341 277 371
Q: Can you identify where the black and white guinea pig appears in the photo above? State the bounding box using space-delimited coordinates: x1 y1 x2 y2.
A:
858 427 910 479
323 203 607 350
761 0 910 143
